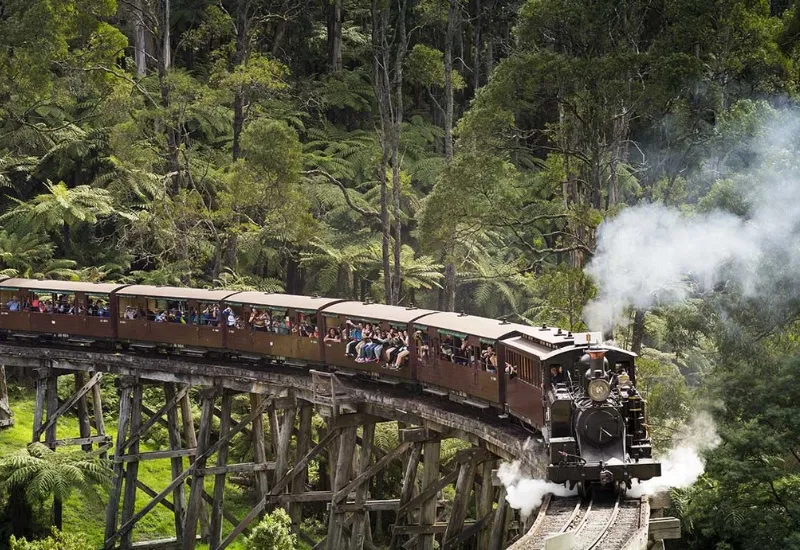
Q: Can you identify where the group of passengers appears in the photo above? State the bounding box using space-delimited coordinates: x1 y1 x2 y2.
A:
124 303 320 337
5 295 110 316
247 309 318 337
439 335 499 373
331 321 410 370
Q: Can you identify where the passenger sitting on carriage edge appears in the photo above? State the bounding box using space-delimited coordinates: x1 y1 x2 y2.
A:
345 321 363 357
355 323 373 357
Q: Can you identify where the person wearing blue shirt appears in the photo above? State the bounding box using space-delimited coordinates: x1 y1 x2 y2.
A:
6 297 19 312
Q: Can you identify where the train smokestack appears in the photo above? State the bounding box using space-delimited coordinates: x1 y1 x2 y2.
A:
588 349 607 377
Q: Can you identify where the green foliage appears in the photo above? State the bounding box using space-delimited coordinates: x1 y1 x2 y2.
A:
9 528 92 550
407 45 466 90
243 508 297 550
0 443 113 508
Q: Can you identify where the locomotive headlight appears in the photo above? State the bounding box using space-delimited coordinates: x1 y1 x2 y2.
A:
588 379 611 402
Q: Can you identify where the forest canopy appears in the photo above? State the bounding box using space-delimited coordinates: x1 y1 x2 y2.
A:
2 0 800 547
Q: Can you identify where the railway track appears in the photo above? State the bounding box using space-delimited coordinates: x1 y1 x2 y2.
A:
511 493 647 550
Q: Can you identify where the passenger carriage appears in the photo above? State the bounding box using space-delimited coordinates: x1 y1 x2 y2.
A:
115 285 239 350
318 301 436 380
0 278 127 341
412 313 519 410
222 292 343 364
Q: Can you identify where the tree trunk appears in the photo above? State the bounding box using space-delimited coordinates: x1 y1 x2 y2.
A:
134 0 147 76
162 0 171 70
390 1 408 305
373 1 393 305
444 259 456 311
327 0 343 72
53 497 63 530
224 233 238 270
444 0 456 161
631 309 646 355
232 0 250 161
473 0 481 91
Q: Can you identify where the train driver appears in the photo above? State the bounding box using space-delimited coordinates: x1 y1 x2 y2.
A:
550 366 566 385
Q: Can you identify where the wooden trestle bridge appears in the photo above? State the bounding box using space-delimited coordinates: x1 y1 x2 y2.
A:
0 344 671 550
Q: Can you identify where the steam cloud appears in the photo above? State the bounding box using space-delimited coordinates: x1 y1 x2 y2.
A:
497 460 575 518
629 412 720 497
583 112 800 332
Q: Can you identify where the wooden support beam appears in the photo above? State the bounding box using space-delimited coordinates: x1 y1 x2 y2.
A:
92 379 107 459
74 372 93 452
199 462 275 476
453 446 492 465
52 435 111 448
650 517 682 540
442 511 493 549
443 459 477 544
121 384 189 452
37 371 102 441
397 469 458 515
399 428 441 443
250 393 269 505
419 439 441 550
32 368 47 443
105 379 133 542
115 448 197 462
135 480 175 512
0 365 13 428
488 486 508 550
104 392 272 549
274 402 296 505
164 383 186 545
277 491 334 503
217 426 342 550
389 442 423 550
477 457 495 549
327 426 357 550
184 389 216 550
180 391 208 540
393 522 474 535
196 486 240 529
210 392 232 549
121 382 144 550
350 422 374 550
44 373 59 449
290 404 313 531
333 440 412 503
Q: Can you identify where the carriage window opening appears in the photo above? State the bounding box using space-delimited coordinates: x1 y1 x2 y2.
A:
221 304 243 328
248 307 270 331
480 344 498 372
86 294 110 317
196 302 221 326
413 330 429 358
31 292 80 315
150 299 190 323
119 297 141 320
1 290 21 313
296 312 317 338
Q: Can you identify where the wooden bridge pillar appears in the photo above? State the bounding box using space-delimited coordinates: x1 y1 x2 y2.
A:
0 365 14 429
31 362 108 451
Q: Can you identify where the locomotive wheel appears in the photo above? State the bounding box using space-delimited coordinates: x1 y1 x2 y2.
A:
577 481 590 499
614 481 627 498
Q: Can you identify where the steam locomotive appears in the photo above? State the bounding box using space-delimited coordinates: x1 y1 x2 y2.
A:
0 277 660 493
545 343 660 495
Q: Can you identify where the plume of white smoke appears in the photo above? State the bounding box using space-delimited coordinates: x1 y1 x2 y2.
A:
497 460 576 518
629 412 720 497
583 112 800 332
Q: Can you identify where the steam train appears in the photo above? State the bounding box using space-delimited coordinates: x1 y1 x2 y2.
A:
0 277 660 493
